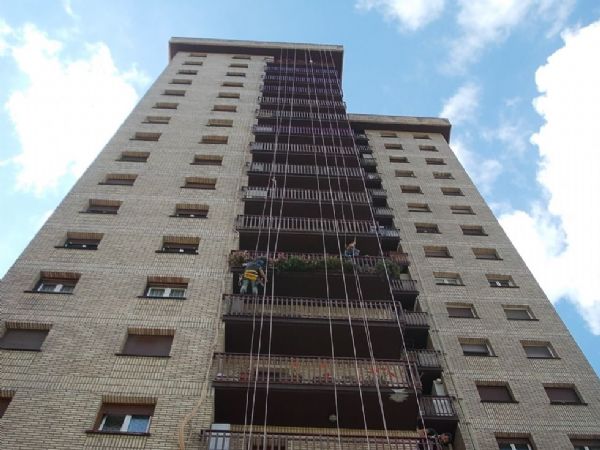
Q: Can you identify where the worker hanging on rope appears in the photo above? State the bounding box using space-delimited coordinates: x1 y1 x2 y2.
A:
344 238 360 257
239 256 267 295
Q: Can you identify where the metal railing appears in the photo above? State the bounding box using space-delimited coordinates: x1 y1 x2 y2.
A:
374 207 394 217
235 215 400 238
263 75 340 85
199 430 444 450
212 353 418 389
242 187 371 204
250 142 371 156
421 396 458 418
390 279 419 293
248 162 364 178
261 85 342 97
265 66 339 76
259 97 346 108
269 59 338 69
253 125 353 137
256 110 348 121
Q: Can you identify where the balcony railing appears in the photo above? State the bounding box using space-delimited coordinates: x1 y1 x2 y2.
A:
269 59 338 69
213 353 418 390
253 125 353 138
229 250 410 274
390 279 419 293
374 206 394 217
261 85 342 97
199 430 444 450
223 293 428 328
265 66 339 76
256 110 348 121
250 142 371 156
243 187 371 204
235 215 400 239
248 162 364 178
259 97 346 108
421 396 458 418
263 75 340 85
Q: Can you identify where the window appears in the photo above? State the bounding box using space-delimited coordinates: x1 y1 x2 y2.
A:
414 133 430 139
415 223 439 234
451 205 474 215
229 63 248 68
120 330 174 357
189 52 206 57
101 174 137 186
441 187 463 196
545 386 583 405
389 156 408 163
395 170 415 178
226 71 246 77
434 272 463 286
201 135 228 144
163 89 185 96
183 60 203 65
571 439 600 450
447 304 477 318
461 339 493 356
522 342 556 359
407 202 430 213
192 155 223 165
426 158 445 165
424 246 451 258
419 145 438 152
222 81 244 87
232 55 251 60
503 306 535 320
461 225 487 236
173 203 209 218
93 402 155 434
497 438 533 450
0 396 12 418
433 171 453 179
170 78 192 85
473 248 501 260
143 116 170 124
85 199 121 214
380 131 397 138
385 143 403 150
177 69 197 75
487 274 517 288
118 151 150 162
153 102 178 110
62 232 103 250
213 104 237 112
158 236 200 254
183 177 217 189
218 91 240 99
35 271 80 293
477 384 515 403
207 118 233 127
400 185 422 194
144 277 188 299
0 326 49 351
131 132 161 141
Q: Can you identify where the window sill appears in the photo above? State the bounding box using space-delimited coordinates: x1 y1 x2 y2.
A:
489 285 520 288
0 346 42 352
79 211 118 215
507 318 539 321
155 250 198 255
98 183 134 186
85 430 151 437
463 354 497 357
137 295 187 300
448 316 479 319
526 356 560 360
23 290 74 295
190 163 222 166
54 246 97 250
180 186 216 190
115 353 171 358
168 214 207 219
549 401 587 406
481 400 518 404
426 255 453 258
435 283 465 287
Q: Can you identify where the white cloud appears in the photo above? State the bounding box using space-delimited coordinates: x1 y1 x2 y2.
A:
440 82 480 124
356 0 445 31
448 0 575 70
499 20 600 333
1 23 146 195
451 138 501 194
482 120 530 155
62 0 78 19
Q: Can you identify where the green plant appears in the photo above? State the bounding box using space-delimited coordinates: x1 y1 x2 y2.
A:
375 261 404 279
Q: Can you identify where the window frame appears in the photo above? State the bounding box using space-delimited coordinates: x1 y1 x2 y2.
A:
477 384 516 403
447 305 477 318
460 340 494 357
144 285 187 299
544 386 584 405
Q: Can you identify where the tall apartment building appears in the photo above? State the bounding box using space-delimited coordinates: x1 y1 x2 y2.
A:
0 37 598 450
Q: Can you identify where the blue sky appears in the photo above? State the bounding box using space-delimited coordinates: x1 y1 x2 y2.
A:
0 0 599 374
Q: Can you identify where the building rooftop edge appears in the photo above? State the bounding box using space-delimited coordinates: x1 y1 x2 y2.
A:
348 113 452 142
169 37 344 75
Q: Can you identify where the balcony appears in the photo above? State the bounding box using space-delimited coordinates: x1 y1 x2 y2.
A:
222 294 434 358
235 215 399 253
199 430 445 450
247 162 381 190
212 353 422 429
249 142 371 166
229 250 418 306
269 59 338 69
264 66 339 76
242 187 374 220
260 85 342 99
421 396 459 434
253 125 353 139
255 109 348 123
263 74 341 87
258 97 346 111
